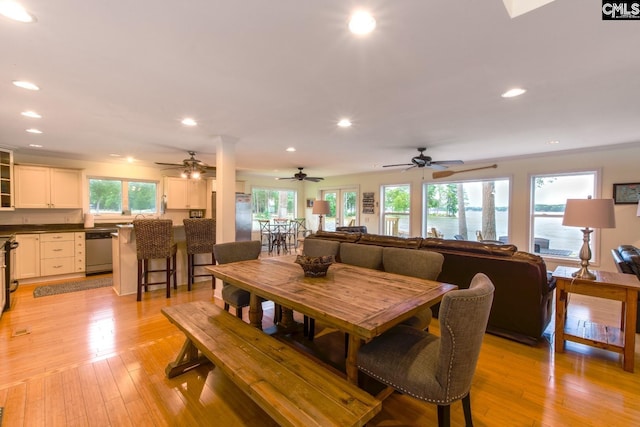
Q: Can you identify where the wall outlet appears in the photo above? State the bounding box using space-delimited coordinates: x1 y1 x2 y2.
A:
23 217 29 224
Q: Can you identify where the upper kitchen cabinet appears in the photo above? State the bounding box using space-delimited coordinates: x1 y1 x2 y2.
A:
0 149 13 210
164 177 207 209
15 165 83 209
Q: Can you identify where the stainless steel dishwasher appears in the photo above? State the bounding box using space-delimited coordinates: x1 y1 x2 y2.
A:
85 229 116 274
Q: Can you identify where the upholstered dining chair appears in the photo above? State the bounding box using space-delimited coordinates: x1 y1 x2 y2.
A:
212 240 262 319
183 218 216 291
382 247 445 330
357 273 495 427
133 219 177 302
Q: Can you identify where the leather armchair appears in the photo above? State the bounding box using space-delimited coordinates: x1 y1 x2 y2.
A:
611 245 640 332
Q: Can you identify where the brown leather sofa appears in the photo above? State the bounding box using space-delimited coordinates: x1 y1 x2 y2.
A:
306 231 556 345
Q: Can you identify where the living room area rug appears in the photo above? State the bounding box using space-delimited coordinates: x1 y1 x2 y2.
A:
33 277 112 298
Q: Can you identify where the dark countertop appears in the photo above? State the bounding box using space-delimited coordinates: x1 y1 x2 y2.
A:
0 223 121 234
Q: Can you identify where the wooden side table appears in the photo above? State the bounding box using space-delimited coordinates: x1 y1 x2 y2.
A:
553 266 640 372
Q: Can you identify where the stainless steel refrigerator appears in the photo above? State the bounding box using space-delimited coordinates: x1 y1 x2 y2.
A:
211 192 252 241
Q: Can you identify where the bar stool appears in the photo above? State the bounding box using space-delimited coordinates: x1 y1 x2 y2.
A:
183 218 216 291
133 219 177 301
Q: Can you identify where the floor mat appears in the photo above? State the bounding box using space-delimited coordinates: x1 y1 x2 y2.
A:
33 277 112 298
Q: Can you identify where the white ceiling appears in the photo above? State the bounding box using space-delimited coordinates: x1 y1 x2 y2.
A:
1 1 639 179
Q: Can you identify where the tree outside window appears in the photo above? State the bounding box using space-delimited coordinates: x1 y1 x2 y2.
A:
251 188 297 230
89 178 157 215
424 180 509 241
382 184 410 236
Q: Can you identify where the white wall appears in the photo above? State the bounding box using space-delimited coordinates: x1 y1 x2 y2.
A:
241 142 640 273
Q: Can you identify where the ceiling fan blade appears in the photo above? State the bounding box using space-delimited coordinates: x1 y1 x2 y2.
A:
275 177 295 180
383 163 413 168
304 177 324 182
428 163 448 171
432 160 464 165
401 165 417 172
155 162 185 167
432 164 497 179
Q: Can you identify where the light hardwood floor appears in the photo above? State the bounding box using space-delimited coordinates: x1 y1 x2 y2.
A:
1 273 639 426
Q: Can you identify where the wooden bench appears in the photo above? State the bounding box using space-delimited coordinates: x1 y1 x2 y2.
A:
161 301 381 427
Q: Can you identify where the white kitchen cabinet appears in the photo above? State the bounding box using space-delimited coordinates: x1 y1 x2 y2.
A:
74 232 86 273
16 234 40 279
14 165 82 209
164 177 207 209
40 233 77 276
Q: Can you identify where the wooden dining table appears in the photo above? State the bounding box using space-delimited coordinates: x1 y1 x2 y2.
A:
206 255 457 384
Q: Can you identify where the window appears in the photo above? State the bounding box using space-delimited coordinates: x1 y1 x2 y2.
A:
89 178 157 215
423 179 510 241
251 187 297 230
382 184 410 236
530 171 596 259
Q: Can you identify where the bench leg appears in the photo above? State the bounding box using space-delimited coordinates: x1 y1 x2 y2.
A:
165 338 211 378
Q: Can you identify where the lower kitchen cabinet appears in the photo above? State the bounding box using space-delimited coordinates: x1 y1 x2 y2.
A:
16 232 86 280
16 234 40 279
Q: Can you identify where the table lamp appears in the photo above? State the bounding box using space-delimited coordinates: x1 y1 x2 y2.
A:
312 200 330 232
562 196 616 280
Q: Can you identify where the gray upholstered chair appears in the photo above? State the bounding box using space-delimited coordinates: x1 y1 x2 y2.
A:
212 240 262 319
339 242 383 270
183 218 216 291
357 273 494 427
382 247 445 329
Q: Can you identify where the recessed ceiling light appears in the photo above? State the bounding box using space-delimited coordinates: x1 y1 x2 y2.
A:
126 156 135 163
181 118 197 126
286 147 296 152
548 140 560 145
28 144 43 148
349 11 376 35
21 110 41 118
109 153 121 157
501 88 526 98
0 1 36 23
13 80 40 90
25 128 42 134
338 119 352 128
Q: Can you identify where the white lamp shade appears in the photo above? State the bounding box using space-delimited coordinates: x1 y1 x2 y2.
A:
562 198 616 228
312 200 330 215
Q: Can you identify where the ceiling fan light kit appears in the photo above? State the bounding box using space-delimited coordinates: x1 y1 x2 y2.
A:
155 151 215 179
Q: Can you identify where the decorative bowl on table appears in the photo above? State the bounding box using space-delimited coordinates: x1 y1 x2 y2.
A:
295 255 334 277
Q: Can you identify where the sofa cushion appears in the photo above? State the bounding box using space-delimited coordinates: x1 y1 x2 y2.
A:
420 238 518 257
340 242 383 270
358 233 423 249
303 239 340 258
382 247 444 280
308 231 361 243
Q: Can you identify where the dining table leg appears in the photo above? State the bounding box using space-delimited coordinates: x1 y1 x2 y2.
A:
346 334 362 385
249 293 263 330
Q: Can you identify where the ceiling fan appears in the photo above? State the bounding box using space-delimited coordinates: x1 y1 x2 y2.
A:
382 147 464 171
155 151 215 179
276 167 324 182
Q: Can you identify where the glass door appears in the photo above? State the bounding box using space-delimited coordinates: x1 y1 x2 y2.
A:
321 188 358 231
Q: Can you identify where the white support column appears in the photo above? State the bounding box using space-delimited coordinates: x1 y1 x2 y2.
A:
215 136 238 243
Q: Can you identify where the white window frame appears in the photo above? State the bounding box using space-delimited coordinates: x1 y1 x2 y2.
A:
88 177 159 218
529 170 599 261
